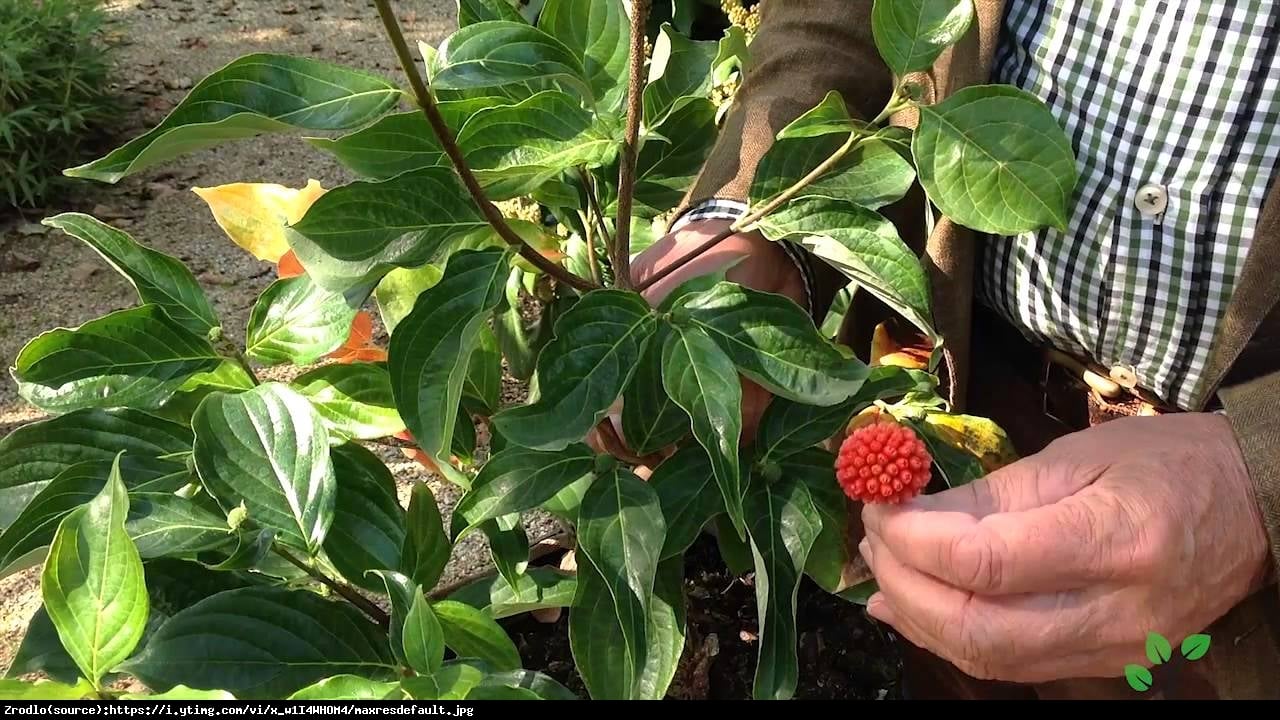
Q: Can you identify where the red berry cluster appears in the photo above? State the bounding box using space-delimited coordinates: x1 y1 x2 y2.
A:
835 420 933 504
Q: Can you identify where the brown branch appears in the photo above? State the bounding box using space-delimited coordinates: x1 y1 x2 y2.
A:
611 0 652 290
274 548 390 630
373 0 597 293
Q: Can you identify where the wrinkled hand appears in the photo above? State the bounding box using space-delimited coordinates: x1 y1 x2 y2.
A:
588 219 807 463
859 412 1272 684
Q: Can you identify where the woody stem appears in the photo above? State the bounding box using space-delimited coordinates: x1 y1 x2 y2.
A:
611 0 652 290
373 0 597 292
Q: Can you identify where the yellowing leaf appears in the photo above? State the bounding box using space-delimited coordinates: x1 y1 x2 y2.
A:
193 180 326 263
921 412 1019 473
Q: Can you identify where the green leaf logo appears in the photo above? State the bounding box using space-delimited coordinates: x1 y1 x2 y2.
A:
1125 664 1153 692
1181 633 1211 661
1146 632 1172 664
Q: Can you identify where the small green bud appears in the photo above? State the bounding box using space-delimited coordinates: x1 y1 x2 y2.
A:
227 501 249 530
593 453 618 474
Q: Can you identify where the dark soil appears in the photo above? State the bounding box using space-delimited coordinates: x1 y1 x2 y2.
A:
501 535 905 700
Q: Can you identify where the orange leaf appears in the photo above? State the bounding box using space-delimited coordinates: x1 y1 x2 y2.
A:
276 249 305 278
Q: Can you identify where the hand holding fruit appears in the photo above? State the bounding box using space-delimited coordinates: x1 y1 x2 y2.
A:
857 413 1272 683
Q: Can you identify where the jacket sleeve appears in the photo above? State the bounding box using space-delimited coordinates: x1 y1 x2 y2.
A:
674 0 895 323
679 0 893 209
1220 370 1280 592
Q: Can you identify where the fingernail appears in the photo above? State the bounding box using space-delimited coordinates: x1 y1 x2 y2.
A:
858 538 872 566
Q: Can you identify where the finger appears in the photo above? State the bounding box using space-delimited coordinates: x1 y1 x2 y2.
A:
865 531 1093 682
866 490 1120 594
913 451 1101 518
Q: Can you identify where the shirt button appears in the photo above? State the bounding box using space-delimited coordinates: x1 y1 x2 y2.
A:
1135 183 1168 217
1110 364 1140 390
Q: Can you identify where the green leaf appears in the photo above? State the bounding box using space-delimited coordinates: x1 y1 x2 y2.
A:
871 0 975 76
744 473 822 700
1181 634 1211 661
7 608 80 683
1146 632 1173 665
715 513 753 576
635 556 687 700
538 0 629 110
0 410 192 530
463 324 502 416
122 685 238 700
661 325 745 537
400 483 451 591
643 23 716 128
621 326 690 455
390 249 510 485
458 90 621 200
43 213 218 335
307 97 508 180
569 553 633 700
451 444 595 540
474 669 579 700
913 84 1078 235
0 678 96 700
13 305 221 414
404 590 446 675
776 91 866 140
446 567 577 619
411 660 481 699
371 569 417 668
126 493 237 559
1124 664 1153 692
902 417 984 488
671 282 868 406
492 290 657 451
572 469 666 699
433 21 591 102
0 457 183 578
375 263 445 334
751 131 915 211
755 398 857 464
41 454 148 688
484 513 530 590
66 53 401 183
292 363 405 442
466 685 541 700
245 275 359 366
459 0 524 26
432 600 522 671
757 197 935 339
323 444 406 593
197 528 275 572
192 383 336 555
119 587 397 700
785 448 855 594
286 168 489 293
288 675 401 700
649 446 723 561
631 99 718 216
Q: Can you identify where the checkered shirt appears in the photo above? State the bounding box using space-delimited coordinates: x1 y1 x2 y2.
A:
678 0 1280 411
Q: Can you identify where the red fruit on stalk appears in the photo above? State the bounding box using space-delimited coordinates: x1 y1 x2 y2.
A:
835 419 933 504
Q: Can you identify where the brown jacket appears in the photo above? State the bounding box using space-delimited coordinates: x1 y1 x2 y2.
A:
681 0 1280 632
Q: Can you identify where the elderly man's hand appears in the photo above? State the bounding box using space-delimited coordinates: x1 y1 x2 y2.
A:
858 412 1272 684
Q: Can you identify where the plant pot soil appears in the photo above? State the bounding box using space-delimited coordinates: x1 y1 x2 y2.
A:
499 534 905 700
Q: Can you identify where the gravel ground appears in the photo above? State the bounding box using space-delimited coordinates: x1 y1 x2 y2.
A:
0 0 562 676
